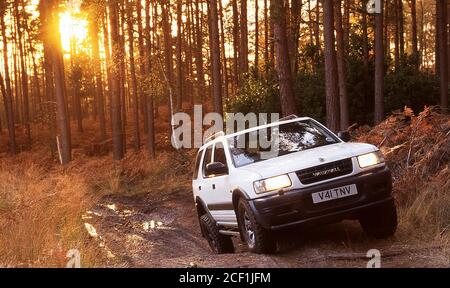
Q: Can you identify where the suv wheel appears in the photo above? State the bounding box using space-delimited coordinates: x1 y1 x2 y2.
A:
359 199 398 239
199 214 234 254
237 199 276 254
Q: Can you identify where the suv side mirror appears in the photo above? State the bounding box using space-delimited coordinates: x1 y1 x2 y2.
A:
338 131 351 142
206 162 228 176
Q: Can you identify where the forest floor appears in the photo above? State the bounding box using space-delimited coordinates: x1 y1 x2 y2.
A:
88 185 449 268
0 106 449 267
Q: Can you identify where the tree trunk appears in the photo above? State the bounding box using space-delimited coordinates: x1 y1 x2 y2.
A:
437 0 449 110
14 0 31 147
136 0 148 134
0 6 16 154
70 40 83 132
270 0 297 117
0 71 16 154
289 0 301 75
323 0 340 131
118 3 127 156
47 0 71 164
314 0 321 50
240 0 249 76
264 0 269 68
254 0 260 75
90 11 107 142
145 0 155 158
374 1 385 124
109 0 124 160
208 0 223 116
335 0 349 130
411 0 419 65
195 0 205 103
127 0 140 151
232 0 240 88
398 0 405 58
218 0 229 98
176 0 183 111
343 0 351 52
162 2 174 128
362 1 369 70
419 0 425 68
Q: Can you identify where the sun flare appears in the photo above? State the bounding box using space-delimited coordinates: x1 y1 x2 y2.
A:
59 11 88 52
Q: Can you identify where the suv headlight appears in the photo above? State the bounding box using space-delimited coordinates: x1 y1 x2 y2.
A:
357 151 385 168
254 174 292 194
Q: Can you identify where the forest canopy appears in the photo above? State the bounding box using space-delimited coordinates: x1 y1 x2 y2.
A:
0 0 448 163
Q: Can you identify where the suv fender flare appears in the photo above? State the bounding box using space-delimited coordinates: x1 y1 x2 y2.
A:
195 196 212 219
232 188 260 241
195 197 214 238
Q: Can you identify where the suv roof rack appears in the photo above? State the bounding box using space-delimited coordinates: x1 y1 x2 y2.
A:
205 131 225 143
277 114 299 122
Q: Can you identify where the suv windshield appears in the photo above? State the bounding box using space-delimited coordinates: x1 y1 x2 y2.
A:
228 120 339 167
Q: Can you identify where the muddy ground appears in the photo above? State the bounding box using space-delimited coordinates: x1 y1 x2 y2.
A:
84 190 450 268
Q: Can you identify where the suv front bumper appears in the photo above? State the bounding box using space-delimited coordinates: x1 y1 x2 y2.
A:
249 166 393 230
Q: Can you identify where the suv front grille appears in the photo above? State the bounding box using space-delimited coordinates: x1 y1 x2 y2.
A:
296 158 353 185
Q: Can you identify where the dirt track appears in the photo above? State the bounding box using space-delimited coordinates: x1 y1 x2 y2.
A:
84 190 450 268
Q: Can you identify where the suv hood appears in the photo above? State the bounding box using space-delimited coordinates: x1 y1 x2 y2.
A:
239 142 378 179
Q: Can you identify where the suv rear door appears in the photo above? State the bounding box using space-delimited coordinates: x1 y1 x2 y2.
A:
201 141 235 224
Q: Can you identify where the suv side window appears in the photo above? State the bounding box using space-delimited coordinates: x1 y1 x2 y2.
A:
214 142 228 167
202 145 213 177
193 150 203 179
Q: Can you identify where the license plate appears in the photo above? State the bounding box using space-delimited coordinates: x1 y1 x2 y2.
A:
311 184 358 204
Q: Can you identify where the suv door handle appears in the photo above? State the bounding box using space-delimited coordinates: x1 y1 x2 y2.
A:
199 186 201 191
212 184 216 189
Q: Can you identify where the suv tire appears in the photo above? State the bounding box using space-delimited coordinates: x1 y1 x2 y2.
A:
237 199 276 254
199 214 234 254
359 199 398 239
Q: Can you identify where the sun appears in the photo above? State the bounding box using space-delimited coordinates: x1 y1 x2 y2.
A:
59 11 88 52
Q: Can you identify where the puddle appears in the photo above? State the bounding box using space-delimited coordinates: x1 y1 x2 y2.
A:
106 204 117 211
142 220 164 231
84 223 98 238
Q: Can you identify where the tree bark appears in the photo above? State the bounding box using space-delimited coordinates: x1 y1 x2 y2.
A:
240 0 249 76
314 0 321 50
109 0 124 160
218 0 229 98
323 0 340 131
335 0 349 130
90 9 107 142
70 40 83 132
145 0 155 158
127 0 140 151
437 0 449 110
411 0 419 65
118 2 127 156
264 0 269 68
195 0 205 103
254 0 260 75
14 0 31 147
232 0 240 88
208 0 223 115
162 2 174 128
48 0 71 164
374 0 385 124
136 0 148 134
270 0 297 117
398 0 405 58
289 0 301 75
0 4 16 154
176 0 183 111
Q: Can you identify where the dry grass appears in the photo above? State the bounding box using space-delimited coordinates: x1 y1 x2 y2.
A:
354 107 450 239
0 119 193 267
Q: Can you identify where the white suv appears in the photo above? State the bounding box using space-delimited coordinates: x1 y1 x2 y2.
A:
192 116 397 254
